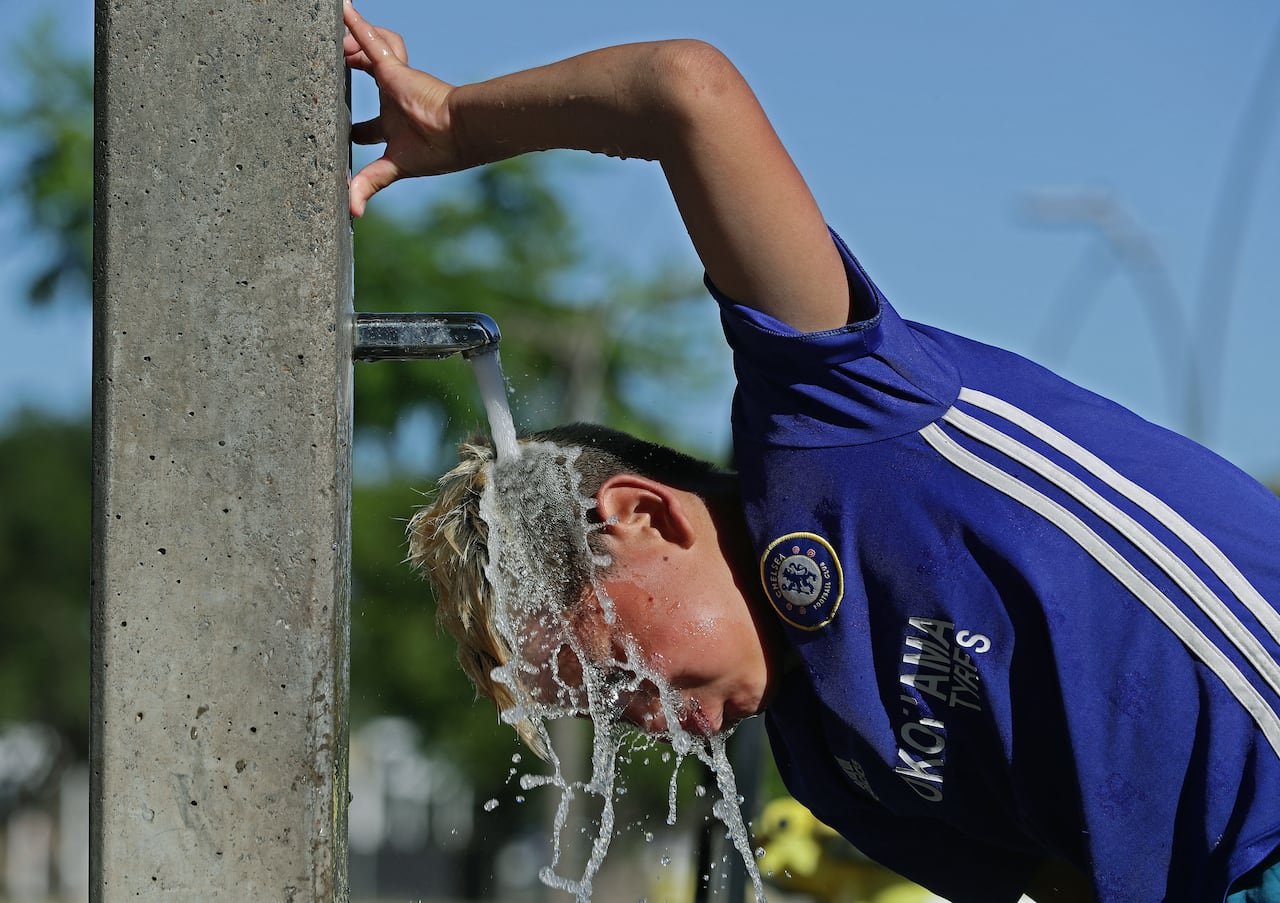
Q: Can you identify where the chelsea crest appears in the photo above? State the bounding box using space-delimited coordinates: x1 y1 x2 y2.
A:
760 532 843 630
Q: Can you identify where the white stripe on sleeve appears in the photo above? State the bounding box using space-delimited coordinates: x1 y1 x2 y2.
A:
958 387 1280 647
919 421 1280 758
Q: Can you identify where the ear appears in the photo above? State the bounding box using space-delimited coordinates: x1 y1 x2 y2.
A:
596 475 696 549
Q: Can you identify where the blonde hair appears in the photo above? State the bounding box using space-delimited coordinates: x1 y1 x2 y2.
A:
406 439 528 742
407 425 728 755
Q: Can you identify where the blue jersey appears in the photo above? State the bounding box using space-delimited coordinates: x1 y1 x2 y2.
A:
712 233 1280 903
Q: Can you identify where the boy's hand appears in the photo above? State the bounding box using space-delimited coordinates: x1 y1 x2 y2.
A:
343 3 462 216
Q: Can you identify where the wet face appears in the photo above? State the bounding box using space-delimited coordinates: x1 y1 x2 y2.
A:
516 474 778 741
593 565 773 736
537 533 775 739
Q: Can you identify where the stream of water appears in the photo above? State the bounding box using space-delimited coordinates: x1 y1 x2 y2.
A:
468 349 766 902
469 348 518 461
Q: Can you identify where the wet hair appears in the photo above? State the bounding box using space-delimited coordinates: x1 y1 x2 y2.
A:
406 423 726 754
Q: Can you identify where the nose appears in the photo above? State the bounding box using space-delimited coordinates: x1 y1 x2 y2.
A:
615 680 670 734
616 687 716 738
677 699 715 737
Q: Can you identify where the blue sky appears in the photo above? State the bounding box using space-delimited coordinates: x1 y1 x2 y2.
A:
3 1 1278 477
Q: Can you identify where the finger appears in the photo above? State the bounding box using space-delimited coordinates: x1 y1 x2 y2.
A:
344 49 374 73
374 28 409 63
342 33 369 66
342 3 407 69
349 156 403 217
350 117 384 146
344 25 408 68
387 31 408 62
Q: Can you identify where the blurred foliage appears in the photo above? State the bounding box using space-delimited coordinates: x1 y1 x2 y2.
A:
0 18 95 780
0 16 93 307
0 412 90 755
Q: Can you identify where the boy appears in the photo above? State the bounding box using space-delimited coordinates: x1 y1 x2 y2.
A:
343 5 1280 901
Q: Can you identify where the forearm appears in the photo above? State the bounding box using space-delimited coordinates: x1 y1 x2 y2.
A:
447 41 691 167
345 3 852 331
450 41 850 330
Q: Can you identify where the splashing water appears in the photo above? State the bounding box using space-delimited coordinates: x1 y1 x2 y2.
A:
469 347 519 461
477 442 767 902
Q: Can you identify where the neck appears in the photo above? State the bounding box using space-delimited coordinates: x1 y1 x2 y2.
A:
704 485 788 711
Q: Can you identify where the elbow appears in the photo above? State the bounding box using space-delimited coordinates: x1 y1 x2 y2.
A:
647 40 752 133
654 39 739 87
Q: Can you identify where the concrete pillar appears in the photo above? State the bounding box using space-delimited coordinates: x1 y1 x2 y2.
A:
90 0 351 899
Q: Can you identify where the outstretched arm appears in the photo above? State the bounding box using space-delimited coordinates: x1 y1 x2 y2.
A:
343 3 854 332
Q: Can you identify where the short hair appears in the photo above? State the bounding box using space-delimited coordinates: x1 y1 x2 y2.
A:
406 423 725 754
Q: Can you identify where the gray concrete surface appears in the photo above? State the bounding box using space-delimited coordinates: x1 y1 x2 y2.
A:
91 0 352 899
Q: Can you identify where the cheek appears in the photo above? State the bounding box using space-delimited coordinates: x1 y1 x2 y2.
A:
518 632 592 710
646 631 731 690
666 610 739 656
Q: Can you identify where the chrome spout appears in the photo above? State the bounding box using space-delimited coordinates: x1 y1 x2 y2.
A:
352 312 501 361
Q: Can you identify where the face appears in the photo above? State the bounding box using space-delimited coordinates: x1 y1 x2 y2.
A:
571 536 776 738
515 475 779 741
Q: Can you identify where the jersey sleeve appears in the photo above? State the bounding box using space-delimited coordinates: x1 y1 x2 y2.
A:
708 229 961 448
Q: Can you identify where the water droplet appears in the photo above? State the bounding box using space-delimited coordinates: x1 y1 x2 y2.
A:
520 773 550 791
483 798 499 812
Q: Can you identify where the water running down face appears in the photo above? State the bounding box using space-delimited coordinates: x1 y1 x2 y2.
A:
589 471 777 737
519 544 775 740
478 442 773 902
484 443 774 741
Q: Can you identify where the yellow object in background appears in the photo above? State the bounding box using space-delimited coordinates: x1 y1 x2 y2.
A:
753 797 941 903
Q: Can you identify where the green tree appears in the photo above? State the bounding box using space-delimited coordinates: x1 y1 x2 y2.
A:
0 16 93 307
0 412 90 754
0 20 95 780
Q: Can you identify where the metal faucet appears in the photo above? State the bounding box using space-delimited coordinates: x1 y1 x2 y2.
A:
352 312 501 361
